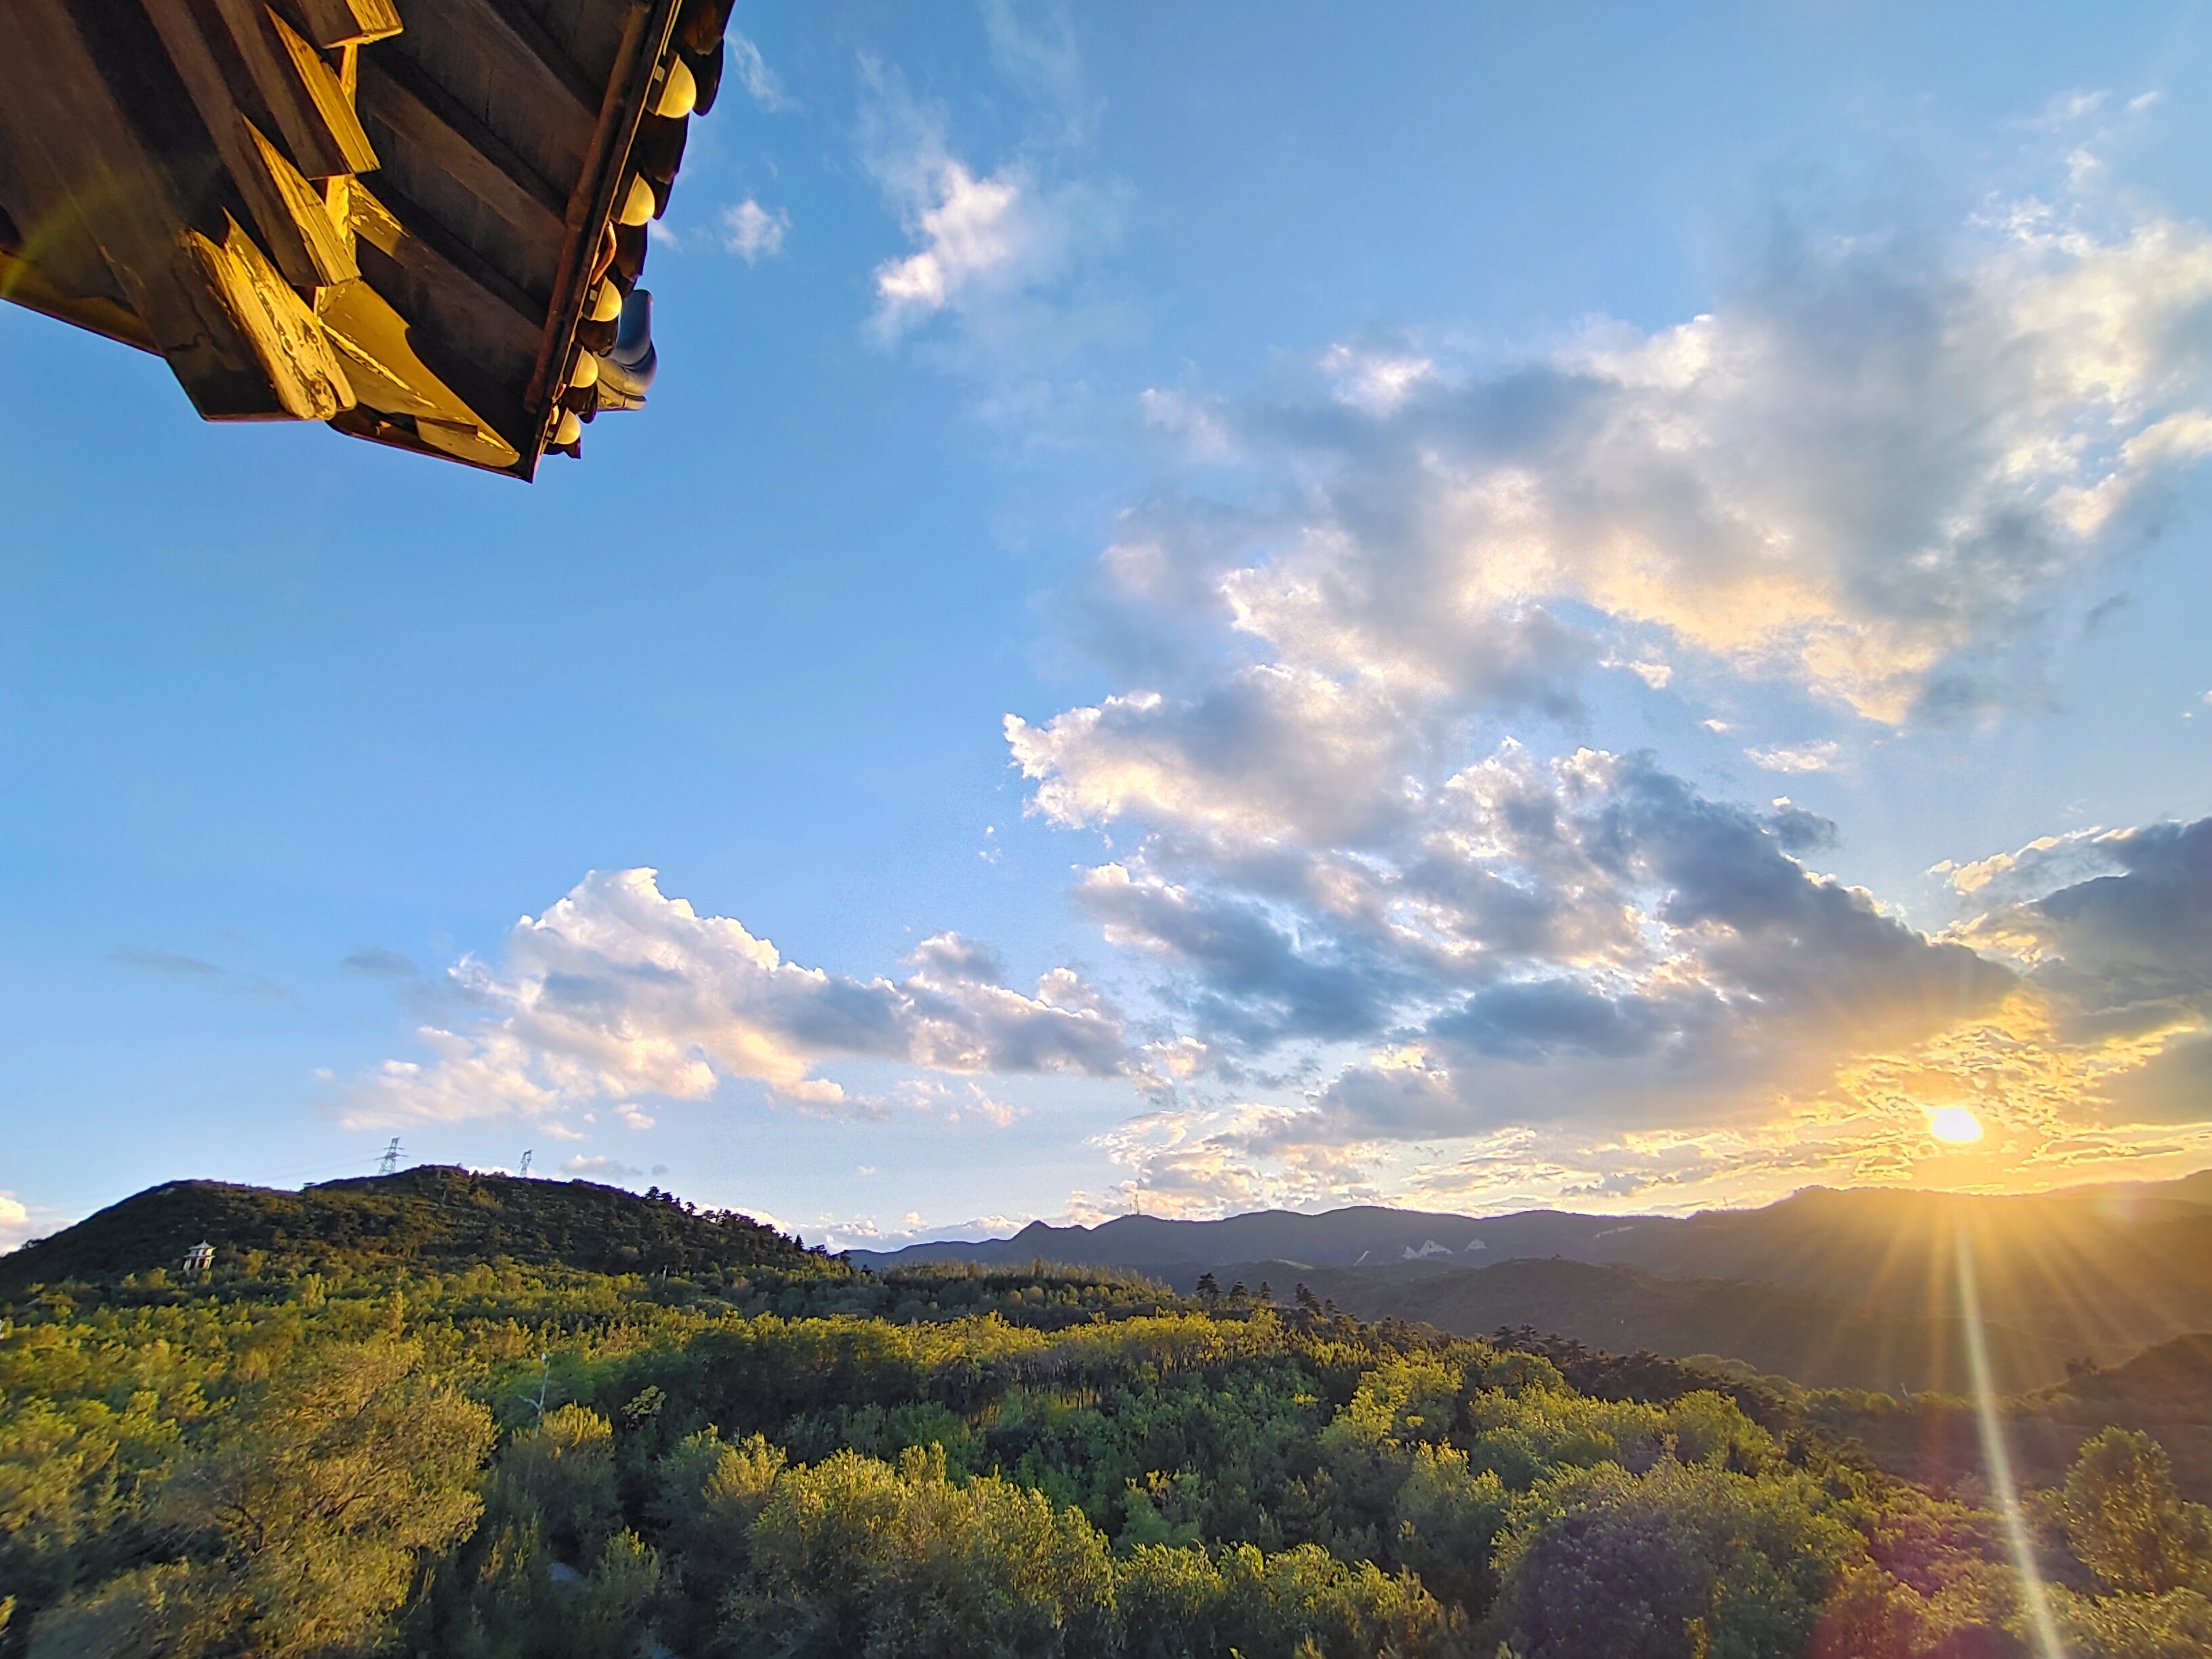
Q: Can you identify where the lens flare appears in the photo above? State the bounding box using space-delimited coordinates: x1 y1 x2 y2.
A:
1929 1106 1984 1143
1956 1230 2068 1659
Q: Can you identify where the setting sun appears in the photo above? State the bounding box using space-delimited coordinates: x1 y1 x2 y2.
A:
1930 1107 1986 1143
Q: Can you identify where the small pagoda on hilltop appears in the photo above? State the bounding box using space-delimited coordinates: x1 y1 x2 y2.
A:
0 0 734 478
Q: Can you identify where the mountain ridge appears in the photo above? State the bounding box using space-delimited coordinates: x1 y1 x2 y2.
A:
853 1172 2212 1391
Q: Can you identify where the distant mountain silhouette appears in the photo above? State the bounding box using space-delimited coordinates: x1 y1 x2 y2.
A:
857 1174 2212 1391
849 1204 1689 1273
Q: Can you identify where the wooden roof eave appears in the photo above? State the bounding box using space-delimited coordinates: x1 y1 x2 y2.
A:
0 0 712 480
510 0 684 482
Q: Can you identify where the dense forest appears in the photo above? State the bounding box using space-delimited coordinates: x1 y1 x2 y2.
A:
3 1172 2210 1658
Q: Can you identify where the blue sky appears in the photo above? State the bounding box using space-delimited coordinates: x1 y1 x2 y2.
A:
6 1 2212 1251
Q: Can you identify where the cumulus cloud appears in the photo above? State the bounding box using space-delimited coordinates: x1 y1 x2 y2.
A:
1323 342 1438 415
340 869 1130 1128
0 1192 35 1253
1083 207 2212 728
894 1078 1026 1125
858 56 1122 363
1019 715 2012 1141
988 180 2212 1219
720 199 789 264
871 154 1077 335
1952 818 2212 1121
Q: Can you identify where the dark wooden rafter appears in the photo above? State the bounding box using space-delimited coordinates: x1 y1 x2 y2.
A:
355 52 567 228
470 0 604 115
0 0 735 478
0 0 348 419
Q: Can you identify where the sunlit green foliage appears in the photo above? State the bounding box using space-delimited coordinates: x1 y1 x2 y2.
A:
2 1183 2203 1658
2061 1428 2212 1597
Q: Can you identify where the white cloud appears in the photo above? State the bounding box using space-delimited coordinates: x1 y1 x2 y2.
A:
815 1210 1029 1253
1743 739 1840 773
858 62 1123 359
872 159 1066 334
617 1103 656 1131
1322 342 1438 415
340 869 1130 1128
1027 735 2001 1117
564 1154 642 1180
894 1078 1026 1124
1059 205 2212 730
1933 829 2102 898
981 183 2212 1211
727 33 789 111
720 199 789 264
0 1193 33 1252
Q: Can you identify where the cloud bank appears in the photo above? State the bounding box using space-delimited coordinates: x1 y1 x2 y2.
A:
1099 210 2212 725
342 869 1129 1128
337 157 2212 1224
1006 189 2212 1214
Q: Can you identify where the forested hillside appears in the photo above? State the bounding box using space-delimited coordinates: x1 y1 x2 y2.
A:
5 1174 2211 1657
1200 1255 2086 1394
0 1168 815 1292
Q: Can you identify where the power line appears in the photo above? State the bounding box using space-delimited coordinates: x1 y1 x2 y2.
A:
376 1137 403 1176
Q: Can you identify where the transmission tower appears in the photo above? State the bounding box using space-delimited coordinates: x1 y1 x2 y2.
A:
377 1137 403 1176
519 1149 533 1179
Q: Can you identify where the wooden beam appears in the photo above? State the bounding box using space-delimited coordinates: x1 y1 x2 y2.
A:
290 0 401 49
354 179 543 328
354 52 567 243
315 274 516 466
344 180 537 452
0 136 149 332
380 0 598 203
140 0 362 289
182 213 354 417
239 117 357 285
201 0 377 179
468 0 602 116
266 7 378 173
0 249 159 352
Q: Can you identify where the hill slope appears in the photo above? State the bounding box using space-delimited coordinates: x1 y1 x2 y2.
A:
1612 1186 2212 1357
0 1166 821 1292
1180 1255 2088 1393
